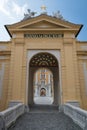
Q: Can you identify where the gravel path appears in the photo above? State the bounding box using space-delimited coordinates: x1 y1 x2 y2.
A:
8 112 82 130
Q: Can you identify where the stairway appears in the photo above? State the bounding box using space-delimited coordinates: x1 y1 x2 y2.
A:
8 105 82 130
29 104 58 112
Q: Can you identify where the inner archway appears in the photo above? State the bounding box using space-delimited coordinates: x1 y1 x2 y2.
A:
33 68 54 105
40 88 46 96
28 52 60 106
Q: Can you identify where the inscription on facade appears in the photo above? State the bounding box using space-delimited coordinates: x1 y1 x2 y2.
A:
24 34 63 38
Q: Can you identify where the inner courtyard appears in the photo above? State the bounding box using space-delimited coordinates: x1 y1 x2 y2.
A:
33 68 54 104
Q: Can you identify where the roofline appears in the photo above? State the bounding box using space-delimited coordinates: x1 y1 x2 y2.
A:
4 25 12 38
75 24 83 37
5 14 83 28
4 14 83 38
76 40 87 43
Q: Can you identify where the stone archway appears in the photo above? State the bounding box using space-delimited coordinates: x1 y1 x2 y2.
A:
28 52 60 106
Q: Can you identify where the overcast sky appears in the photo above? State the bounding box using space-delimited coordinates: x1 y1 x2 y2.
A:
0 0 87 41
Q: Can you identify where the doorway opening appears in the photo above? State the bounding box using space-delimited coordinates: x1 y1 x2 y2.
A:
40 88 46 96
28 52 60 106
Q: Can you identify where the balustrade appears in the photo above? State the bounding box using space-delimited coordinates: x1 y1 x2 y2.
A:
63 103 87 129
0 103 25 130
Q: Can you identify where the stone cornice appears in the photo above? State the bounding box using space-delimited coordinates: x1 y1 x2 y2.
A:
76 41 87 44
5 14 82 38
0 51 11 55
6 14 82 29
77 51 87 55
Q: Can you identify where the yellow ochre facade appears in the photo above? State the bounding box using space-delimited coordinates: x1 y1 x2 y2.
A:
0 14 87 111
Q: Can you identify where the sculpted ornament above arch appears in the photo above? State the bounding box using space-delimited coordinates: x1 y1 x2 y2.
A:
30 52 58 67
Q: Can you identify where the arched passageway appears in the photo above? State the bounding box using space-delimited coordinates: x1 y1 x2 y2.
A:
28 52 60 106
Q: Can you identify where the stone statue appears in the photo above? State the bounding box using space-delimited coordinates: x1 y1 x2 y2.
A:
23 9 37 20
53 11 64 20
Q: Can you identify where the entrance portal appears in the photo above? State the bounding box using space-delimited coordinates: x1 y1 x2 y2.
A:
28 52 60 105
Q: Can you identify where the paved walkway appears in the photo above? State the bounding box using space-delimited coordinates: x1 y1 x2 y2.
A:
8 111 82 130
34 97 53 105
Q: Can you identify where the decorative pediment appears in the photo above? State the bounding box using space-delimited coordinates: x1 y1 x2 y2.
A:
5 14 83 38
21 20 66 29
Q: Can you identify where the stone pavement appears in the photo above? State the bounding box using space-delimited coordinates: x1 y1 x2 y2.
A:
8 107 82 130
34 97 53 105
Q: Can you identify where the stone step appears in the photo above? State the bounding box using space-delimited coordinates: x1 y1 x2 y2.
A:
29 104 58 112
21 126 61 130
8 112 82 130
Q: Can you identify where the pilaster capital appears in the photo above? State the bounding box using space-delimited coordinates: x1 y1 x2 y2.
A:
14 38 25 44
63 38 73 44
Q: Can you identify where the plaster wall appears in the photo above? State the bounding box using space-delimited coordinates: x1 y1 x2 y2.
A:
0 54 10 111
0 32 87 110
0 37 85 110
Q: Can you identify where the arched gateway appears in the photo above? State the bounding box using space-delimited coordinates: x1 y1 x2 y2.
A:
1 13 87 111
28 52 61 106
